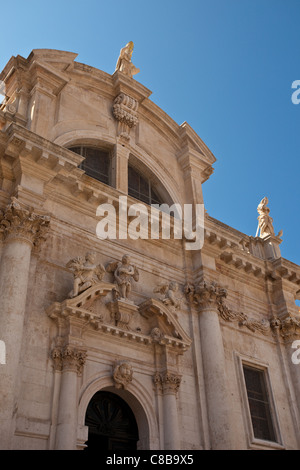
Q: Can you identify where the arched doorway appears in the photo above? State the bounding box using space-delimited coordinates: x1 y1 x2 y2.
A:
84 391 139 450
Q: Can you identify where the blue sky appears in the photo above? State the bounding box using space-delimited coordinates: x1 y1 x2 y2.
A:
0 0 299 264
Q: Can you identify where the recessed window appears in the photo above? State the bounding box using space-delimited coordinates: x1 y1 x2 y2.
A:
128 165 162 205
243 365 276 442
70 146 110 185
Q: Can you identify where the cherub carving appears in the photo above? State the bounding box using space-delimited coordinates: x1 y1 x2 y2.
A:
106 254 139 300
66 251 106 298
113 362 133 389
154 281 181 309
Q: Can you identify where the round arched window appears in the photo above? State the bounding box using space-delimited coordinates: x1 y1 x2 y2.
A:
128 165 162 205
69 146 110 185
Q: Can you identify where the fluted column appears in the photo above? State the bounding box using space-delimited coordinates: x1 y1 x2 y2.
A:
53 345 86 450
0 198 50 449
154 371 181 450
195 281 233 449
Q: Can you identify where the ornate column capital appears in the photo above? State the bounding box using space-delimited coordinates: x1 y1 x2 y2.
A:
153 370 182 395
0 197 50 247
271 314 300 341
193 280 227 309
51 345 86 375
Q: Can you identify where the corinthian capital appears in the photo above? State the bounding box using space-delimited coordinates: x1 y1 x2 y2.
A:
0 197 50 246
271 315 300 340
154 371 182 395
194 280 227 308
51 345 87 375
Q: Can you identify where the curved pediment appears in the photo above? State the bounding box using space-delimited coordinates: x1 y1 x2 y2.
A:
46 282 116 326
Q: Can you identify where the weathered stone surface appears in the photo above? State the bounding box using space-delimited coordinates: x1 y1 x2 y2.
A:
0 47 299 451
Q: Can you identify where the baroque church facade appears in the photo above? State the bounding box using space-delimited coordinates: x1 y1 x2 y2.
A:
0 45 299 450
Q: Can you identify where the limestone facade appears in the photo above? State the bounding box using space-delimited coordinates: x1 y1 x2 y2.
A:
0 48 299 450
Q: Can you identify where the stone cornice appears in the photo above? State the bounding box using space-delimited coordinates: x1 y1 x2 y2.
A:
178 121 216 165
1 49 217 160
202 217 300 288
28 59 70 96
112 71 152 103
4 122 84 168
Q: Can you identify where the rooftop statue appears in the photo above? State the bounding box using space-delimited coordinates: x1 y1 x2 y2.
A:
115 41 140 78
256 197 275 238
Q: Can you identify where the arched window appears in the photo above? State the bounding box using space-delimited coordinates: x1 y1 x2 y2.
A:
128 165 162 205
69 146 110 185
